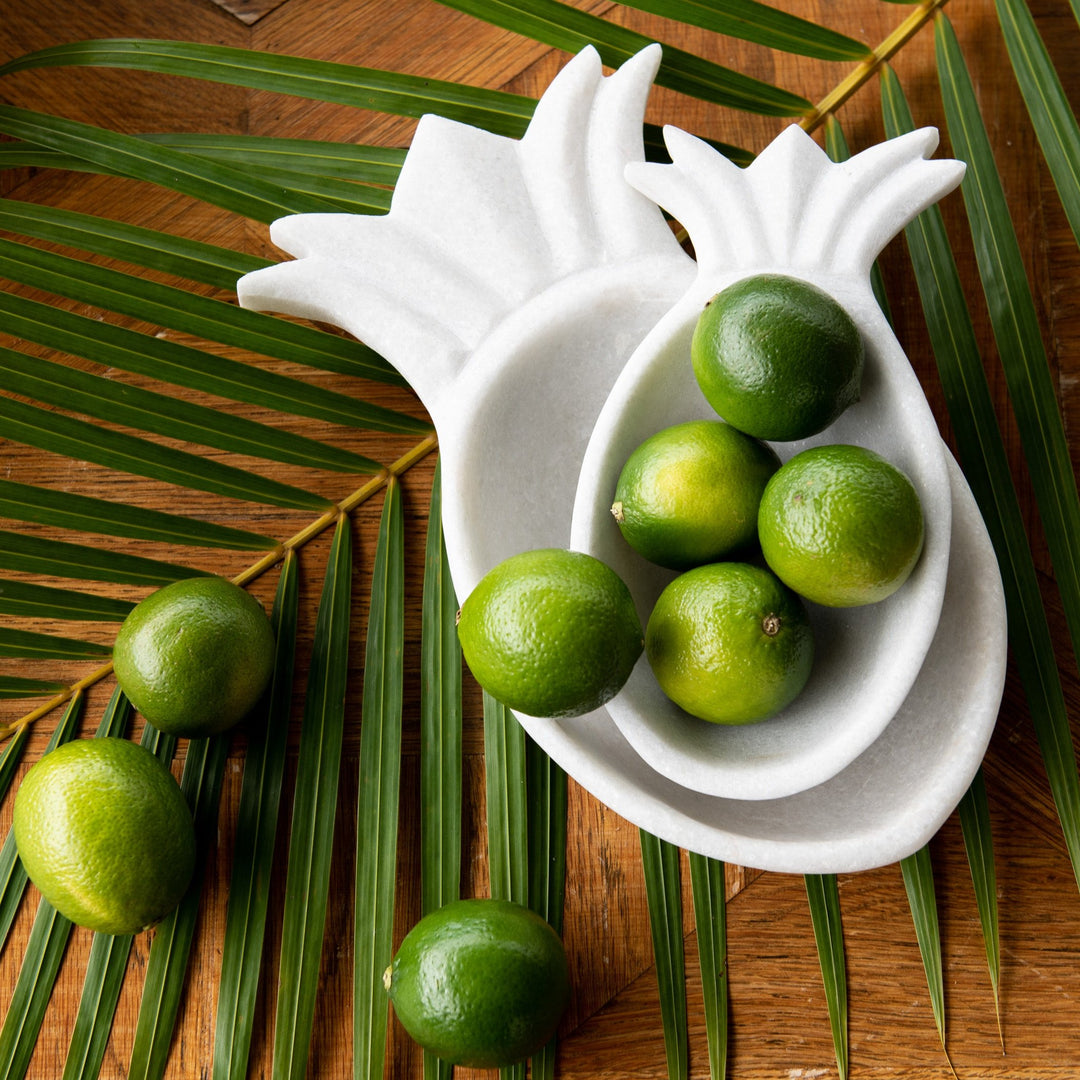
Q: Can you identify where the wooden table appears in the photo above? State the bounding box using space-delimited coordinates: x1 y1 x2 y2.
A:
2 0 1079 1076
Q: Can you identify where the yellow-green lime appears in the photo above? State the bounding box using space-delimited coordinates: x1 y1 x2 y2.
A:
457 548 643 718
645 562 814 725
691 273 864 441
385 898 570 1068
113 576 275 738
758 444 924 607
611 419 781 570
13 737 196 935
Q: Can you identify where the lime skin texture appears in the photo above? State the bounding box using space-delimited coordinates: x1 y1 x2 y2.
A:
385 898 571 1068
645 561 814 725
612 419 781 570
13 737 196 936
758 444 925 607
456 548 644 719
691 273 864 442
112 576 276 738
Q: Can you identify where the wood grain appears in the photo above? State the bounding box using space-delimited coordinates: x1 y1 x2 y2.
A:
2 0 1080 1077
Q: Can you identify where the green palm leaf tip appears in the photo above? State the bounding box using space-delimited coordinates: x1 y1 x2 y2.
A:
639 831 687 1080
271 516 351 1080
804 874 847 1080
958 770 1002 1039
689 853 727 1080
0 627 111 661
354 479 405 1080
213 552 299 1080
900 848 947 1055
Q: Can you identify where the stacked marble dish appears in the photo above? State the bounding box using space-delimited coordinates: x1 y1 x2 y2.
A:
237 46 1007 874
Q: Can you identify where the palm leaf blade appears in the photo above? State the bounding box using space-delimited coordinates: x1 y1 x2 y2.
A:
128 734 230 1080
958 769 1001 1030
0 578 132 622
0 105 341 223
270 516 351 1080
0 292 426 433
639 830 687 1080
0 628 111 661
0 40 538 137
925 22 1080 888
804 873 848 1080
0 479 276 550
688 853 727 1080
993 0 1080 249
0 236 400 387
0 393 332 512
353 479 405 1080
0 198 271 290
0 528 203 587
0 349 380 477
900 848 946 1049
433 0 811 116
212 553 298 1080
615 0 870 61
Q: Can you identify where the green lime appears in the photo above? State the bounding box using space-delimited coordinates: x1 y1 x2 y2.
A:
611 419 781 570
645 561 814 725
112 576 275 738
757 444 924 607
385 898 570 1068
690 273 864 441
13 737 196 935
457 548 643 718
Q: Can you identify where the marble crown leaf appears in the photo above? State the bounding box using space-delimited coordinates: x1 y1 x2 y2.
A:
236 43 687 420
625 123 966 284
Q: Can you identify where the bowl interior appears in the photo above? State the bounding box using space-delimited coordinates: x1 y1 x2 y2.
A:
571 284 952 801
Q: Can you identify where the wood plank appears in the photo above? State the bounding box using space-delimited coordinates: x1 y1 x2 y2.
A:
1 0 1080 1076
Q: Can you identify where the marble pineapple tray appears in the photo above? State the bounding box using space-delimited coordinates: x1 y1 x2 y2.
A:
237 45 1007 874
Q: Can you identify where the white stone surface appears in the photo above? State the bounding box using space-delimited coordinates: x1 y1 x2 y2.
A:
237 45 1006 872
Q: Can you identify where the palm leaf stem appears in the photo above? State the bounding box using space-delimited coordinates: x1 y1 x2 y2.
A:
1 433 438 741
801 0 951 133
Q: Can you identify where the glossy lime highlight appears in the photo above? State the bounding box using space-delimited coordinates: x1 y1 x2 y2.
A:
457 548 643 718
758 444 924 607
612 419 781 570
113 576 275 737
13 737 196 935
386 898 571 1068
691 273 864 441
646 561 814 725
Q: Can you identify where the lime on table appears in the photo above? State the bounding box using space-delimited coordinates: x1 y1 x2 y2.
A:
112 576 275 738
645 561 814 725
13 737 196 936
385 898 570 1068
758 444 924 607
612 419 780 569
691 273 864 441
457 548 643 718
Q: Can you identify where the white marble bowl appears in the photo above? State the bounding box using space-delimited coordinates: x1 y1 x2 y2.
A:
571 270 953 801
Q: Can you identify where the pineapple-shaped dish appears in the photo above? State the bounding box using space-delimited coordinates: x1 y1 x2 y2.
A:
238 47 1006 872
